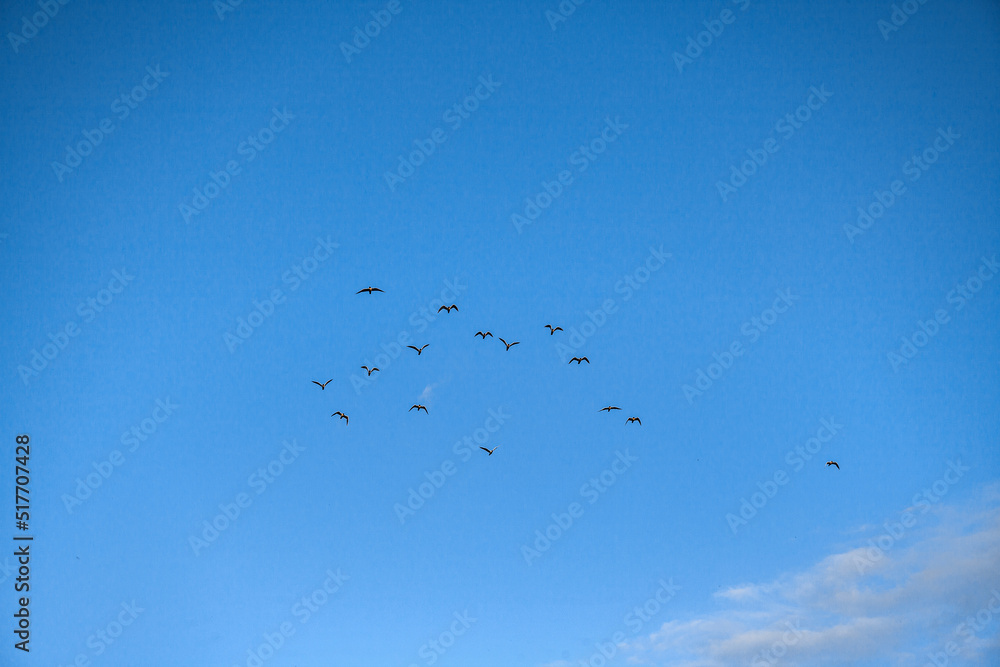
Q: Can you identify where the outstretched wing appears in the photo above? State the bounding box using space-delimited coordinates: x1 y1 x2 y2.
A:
580 357 589 363
407 345 419 352
509 341 520 347
437 306 447 312
480 447 491 453
312 381 323 387
371 287 383 293
420 406 428 413
554 327 563 332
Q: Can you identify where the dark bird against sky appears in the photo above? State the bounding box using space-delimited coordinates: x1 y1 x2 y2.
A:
407 344 429 355
480 446 500 456
827 461 839 469
437 304 459 313
409 404 428 413
356 286 384 294
626 417 641 425
499 338 520 351
545 325 563 335
312 379 332 390
569 357 589 364
475 331 493 339
361 366 379 376
331 411 348 424
600 406 622 412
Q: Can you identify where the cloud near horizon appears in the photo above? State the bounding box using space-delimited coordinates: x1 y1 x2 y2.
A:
620 483 1000 667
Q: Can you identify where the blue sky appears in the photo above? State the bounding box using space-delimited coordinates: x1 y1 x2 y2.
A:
1 0 999 665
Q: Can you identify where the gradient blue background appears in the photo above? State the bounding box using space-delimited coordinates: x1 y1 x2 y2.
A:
1 0 998 665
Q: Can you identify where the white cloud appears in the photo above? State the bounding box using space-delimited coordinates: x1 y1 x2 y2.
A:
623 484 1000 667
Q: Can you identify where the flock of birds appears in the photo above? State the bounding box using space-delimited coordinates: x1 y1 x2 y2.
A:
307 287 648 458
310 287 843 469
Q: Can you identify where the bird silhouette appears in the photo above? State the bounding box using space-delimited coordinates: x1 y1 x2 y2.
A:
409 404 428 413
626 417 641 425
407 344 429 355
480 445 500 456
356 286 384 294
499 338 520 351
437 304 459 313
826 461 839 469
545 325 564 335
312 379 333 390
600 406 622 412
361 365 379 376
475 331 493 339
569 356 590 364
331 411 348 424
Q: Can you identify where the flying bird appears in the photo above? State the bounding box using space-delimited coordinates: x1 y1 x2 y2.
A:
569 356 590 364
626 417 641 425
545 325 564 335
479 446 500 456
409 404 428 413
826 461 839 469
600 406 622 412
361 365 379 376
312 379 333 390
499 338 520 351
437 304 459 313
331 411 348 424
407 344 429 355
356 286 384 294
475 331 493 339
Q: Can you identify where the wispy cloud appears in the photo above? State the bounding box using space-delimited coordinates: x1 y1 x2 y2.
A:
623 484 1000 666
419 383 438 402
